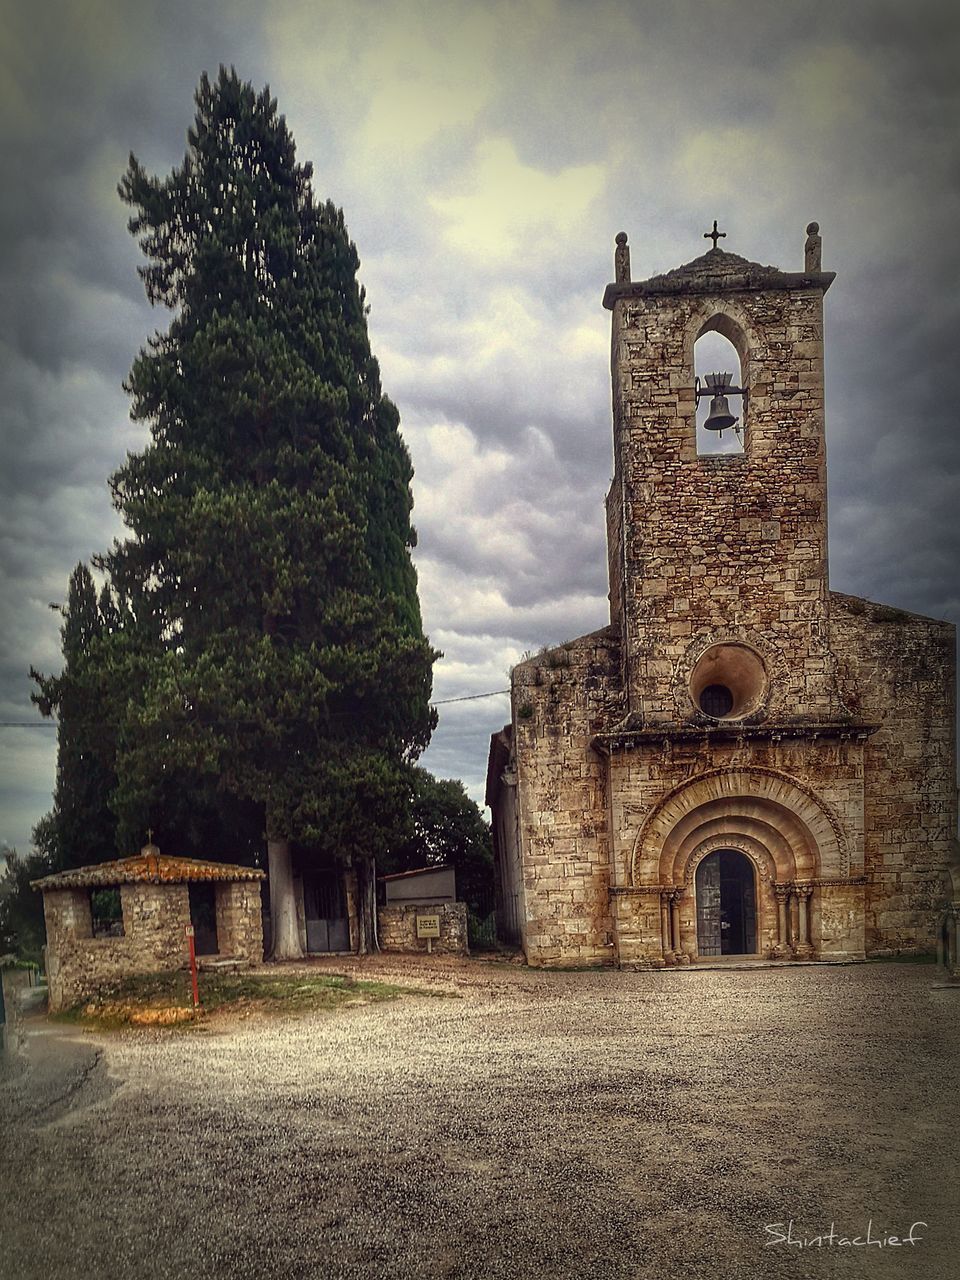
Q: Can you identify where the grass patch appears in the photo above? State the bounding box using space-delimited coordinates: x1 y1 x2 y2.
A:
55 969 442 1031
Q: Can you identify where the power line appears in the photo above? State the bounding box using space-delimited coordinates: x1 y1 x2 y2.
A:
433 689 509 705
0 688 511 728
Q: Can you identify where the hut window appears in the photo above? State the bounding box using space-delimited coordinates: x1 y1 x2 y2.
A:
90 888 124 937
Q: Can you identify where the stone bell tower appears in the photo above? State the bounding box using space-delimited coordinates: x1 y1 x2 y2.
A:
601 222 847 729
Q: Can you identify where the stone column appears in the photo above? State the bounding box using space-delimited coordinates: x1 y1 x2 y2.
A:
788 889 800 956
660 891 675 965
670 890 689 965
772 887 791 959
794 886 814 960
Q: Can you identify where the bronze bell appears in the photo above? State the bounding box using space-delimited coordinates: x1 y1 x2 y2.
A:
703 392 738 433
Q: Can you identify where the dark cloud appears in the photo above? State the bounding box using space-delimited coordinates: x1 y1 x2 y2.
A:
1 0 958 851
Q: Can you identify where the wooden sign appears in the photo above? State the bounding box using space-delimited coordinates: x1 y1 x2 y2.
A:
416 914 441 939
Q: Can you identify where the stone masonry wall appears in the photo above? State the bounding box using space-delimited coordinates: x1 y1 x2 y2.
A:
512 627 623 966
830 592 957 954
607 734 868 965
606 276 846 725
214 881 264 965
500 241 955 970
377 902 468 955
44 883 190 1012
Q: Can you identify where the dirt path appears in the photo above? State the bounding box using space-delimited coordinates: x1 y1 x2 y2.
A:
1 960 957 1280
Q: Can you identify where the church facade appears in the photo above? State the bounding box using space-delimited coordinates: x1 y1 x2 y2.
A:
487 224 957 968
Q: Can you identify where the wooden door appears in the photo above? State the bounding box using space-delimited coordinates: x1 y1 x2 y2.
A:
696 853 722 956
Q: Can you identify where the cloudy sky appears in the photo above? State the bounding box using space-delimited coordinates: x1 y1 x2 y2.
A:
1 0 958 854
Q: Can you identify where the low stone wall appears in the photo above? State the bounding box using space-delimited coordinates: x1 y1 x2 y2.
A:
378 903 469 955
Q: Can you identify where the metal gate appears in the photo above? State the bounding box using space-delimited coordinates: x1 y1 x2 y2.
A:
303 869 350 953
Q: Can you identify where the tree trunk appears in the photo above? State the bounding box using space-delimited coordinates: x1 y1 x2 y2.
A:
356 855 379 956
267 837 304 961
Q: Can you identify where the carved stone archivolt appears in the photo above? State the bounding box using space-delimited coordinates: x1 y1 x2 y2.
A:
681 834 776 888
630 765 849 886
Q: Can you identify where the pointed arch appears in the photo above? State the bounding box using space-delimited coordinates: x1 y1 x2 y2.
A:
687 298 756 371
689 303 754 456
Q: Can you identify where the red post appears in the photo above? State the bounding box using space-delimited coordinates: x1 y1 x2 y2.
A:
185 925 200 1009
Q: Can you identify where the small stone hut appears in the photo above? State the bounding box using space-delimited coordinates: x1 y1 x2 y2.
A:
33 843 264 1012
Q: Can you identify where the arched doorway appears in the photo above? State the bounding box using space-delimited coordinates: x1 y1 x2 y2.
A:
695 849 757 957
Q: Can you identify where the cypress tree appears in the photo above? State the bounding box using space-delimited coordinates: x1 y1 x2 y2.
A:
105 68 437 956
30 563 118 868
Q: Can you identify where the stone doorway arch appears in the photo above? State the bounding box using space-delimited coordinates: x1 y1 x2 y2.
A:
629 768 841 963
630 767 840 887
695 848 758 957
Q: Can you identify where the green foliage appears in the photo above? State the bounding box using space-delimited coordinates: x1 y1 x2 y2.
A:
383 768 494 915
90 888 123 937
30 562 264 866
30 563 119 869
102 68 437 858
0 849 52 962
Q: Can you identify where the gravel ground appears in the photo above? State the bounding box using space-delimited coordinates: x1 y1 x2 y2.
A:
1 957 957 1280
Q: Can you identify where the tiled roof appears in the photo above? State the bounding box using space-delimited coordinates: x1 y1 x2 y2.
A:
32 845 265 890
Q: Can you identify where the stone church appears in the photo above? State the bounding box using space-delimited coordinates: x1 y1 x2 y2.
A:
487 223 957 968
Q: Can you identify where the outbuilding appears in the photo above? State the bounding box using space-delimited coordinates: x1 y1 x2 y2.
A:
33 842 264 1012
377 865 468 954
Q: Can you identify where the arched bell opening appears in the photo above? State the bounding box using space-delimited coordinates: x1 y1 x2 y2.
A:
694 328 745 457
695 848 758 957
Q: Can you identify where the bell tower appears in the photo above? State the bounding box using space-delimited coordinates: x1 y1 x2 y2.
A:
602 222 848 728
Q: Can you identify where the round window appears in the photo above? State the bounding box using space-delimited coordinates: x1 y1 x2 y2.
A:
699 683 734 717
689 643 767 720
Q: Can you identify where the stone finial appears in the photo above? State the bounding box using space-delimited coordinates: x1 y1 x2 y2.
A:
804 221 822 272
615 231 631 284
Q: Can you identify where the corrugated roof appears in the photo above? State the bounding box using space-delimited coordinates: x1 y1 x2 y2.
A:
32 845 265 891
379 864 452 882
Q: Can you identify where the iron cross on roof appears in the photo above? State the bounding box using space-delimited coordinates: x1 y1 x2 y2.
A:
704 220 726 250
